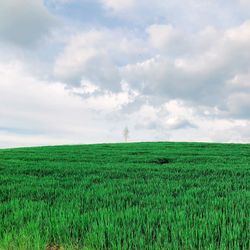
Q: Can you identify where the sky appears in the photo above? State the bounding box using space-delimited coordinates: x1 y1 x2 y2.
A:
0 0 250 148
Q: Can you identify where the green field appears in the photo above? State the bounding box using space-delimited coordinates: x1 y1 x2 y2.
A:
0 142 249 250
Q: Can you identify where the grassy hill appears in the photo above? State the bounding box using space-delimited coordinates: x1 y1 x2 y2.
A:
0 142 249 249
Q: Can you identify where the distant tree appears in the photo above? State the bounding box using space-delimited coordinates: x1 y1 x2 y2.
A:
123 126 129 142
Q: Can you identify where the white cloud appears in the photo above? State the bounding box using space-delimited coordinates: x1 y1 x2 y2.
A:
147 24 182 52
100 0 135 13
1 58 249 147
226 72 250 90
121 21 250 119
54 29 148 91
0 60 135 147
240 0 250 7
99 0 250 30
226 93 250 118
0 0 57 46
54 30 120 90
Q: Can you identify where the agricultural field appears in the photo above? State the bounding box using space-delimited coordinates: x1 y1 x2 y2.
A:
0 142 249 250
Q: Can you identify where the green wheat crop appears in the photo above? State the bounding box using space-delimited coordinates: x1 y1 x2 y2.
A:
0 142 249 249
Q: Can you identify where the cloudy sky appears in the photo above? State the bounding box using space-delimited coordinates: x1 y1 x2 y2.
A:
0 0 250 147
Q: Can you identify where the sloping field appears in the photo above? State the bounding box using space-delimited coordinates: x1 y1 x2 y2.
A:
0 142 249 249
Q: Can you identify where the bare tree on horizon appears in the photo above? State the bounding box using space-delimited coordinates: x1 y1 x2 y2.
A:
123 127 129 142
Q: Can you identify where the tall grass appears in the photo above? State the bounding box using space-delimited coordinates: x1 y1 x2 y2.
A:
0 142 249 249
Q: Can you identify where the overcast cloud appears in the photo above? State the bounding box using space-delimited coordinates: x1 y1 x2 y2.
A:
0 0 249 147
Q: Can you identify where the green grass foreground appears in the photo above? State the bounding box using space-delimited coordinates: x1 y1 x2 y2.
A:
0 142 249 250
